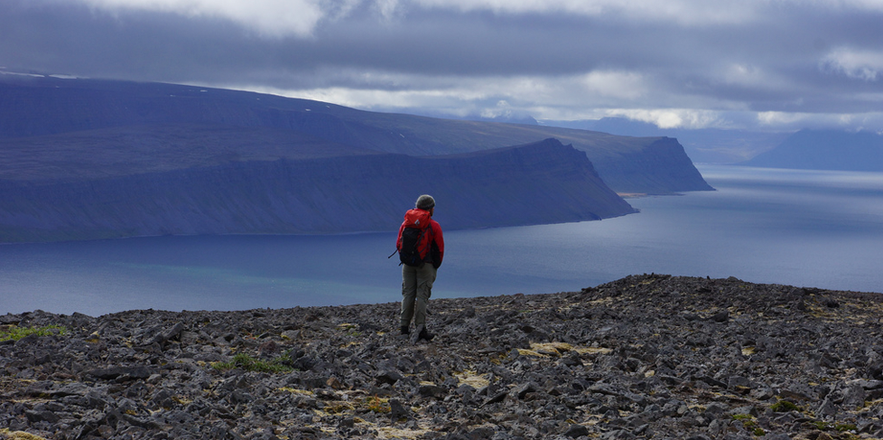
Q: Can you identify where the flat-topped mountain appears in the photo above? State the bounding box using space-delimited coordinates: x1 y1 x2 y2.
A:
0 75 711 242
0 123 383 181
0 75 711 194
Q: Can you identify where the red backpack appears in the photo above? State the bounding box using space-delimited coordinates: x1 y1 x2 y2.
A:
392 209 433 267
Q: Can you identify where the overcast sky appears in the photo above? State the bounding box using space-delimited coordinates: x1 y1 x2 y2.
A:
2 0 883 132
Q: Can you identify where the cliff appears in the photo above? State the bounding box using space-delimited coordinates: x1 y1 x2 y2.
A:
576 136 713 194
0 75 712 195
0 138 636 243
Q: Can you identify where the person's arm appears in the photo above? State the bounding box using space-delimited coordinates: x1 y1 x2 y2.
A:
433 221 444 266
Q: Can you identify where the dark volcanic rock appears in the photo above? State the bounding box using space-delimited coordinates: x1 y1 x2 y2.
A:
2 274 882 439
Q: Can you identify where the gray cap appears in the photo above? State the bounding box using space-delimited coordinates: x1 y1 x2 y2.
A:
416 194 436 210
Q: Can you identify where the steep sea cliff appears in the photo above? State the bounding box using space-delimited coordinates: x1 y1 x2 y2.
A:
0 139 635 243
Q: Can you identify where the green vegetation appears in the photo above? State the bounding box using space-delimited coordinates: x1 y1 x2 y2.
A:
732 413 768 436
770 400 800 412
0 325 67 342
810 420 859 435
835 423 857 432
336 323 361 337
733 414 759 432
211 351 295 373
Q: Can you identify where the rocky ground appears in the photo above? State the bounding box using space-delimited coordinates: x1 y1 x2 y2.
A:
2 274 883 440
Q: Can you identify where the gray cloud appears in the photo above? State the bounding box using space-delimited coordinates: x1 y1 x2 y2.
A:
2 0 883 131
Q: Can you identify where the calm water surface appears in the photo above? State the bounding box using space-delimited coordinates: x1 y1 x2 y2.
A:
2 165 882 316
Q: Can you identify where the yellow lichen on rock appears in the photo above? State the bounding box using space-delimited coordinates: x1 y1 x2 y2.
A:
277 387 314 396
516 348 544 357
454 370 490 389
85 331 101 343
374 426 430 439
0 429 48 440
518 342 610 358
576 347 613 355
317 401 355 415
533 342 573 354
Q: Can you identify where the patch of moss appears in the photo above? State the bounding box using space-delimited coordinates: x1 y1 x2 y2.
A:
733 414 758 431
770 399 800 412
0 325 67 342
211 350 294 373
336 323 361 337
835 423 857 432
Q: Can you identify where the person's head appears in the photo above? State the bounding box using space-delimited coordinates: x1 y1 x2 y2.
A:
416 194 435 213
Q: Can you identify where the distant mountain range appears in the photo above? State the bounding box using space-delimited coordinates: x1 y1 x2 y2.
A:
541 118 883 172
0 75 712 242
741 129 883 171
542 117 791 164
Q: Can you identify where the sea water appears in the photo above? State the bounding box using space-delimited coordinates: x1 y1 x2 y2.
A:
2 165 882 316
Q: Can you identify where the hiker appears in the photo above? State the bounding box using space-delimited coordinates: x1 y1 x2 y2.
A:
396 194 444 341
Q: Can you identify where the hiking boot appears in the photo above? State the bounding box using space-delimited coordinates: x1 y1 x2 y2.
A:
400 326 410 335
417 328 434 342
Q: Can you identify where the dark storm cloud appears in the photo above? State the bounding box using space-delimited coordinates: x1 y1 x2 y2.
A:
2 0 883 131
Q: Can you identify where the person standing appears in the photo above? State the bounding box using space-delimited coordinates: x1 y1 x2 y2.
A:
396 194 444 341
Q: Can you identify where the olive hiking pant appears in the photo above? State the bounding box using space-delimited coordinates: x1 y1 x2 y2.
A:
400 263 437 330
